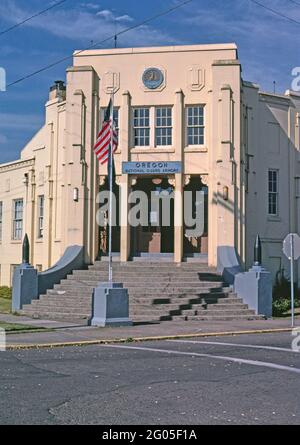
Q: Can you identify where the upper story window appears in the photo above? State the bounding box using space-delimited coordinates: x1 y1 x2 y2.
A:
12 199 23 241
186 105 205 146
37 195 45 239
133 107 150 146
268 169 279 216
155 107 172 146
0 202 2 242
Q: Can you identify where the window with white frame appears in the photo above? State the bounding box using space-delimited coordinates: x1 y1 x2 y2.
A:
37 195 45 239
268 169 279 216
133 108 150 146
12 199 23 241
155 107 172 146
0 202 2 242
186 105 205 146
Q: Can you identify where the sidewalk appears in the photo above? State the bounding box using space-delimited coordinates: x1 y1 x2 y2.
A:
1 313 298 349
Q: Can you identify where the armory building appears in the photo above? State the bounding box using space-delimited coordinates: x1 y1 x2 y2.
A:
0 43 300 288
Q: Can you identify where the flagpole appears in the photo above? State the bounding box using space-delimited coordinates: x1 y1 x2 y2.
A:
108 90 114 284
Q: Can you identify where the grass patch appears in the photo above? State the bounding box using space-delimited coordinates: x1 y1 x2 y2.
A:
0 297 11 314
0 322 46 332
0 287 12 314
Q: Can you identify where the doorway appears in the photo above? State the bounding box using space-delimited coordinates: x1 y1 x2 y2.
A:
131 177 174 256
183 176 208 256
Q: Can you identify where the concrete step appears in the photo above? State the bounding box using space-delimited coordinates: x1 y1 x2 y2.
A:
49 288 230 298
131 296 242 305
90 264 215 271
172 314 265 321
58 279 225 290
180 308 256 316
20 260 265 324
36 294 240 307
21 304 91 316
71 271 223 282
20 307 90 320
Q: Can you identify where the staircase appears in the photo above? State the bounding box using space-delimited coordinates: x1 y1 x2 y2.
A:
20 262 265 324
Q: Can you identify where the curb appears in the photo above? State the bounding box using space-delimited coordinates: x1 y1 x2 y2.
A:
6 327 293 350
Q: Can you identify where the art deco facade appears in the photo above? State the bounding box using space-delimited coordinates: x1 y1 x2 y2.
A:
0 43 299 287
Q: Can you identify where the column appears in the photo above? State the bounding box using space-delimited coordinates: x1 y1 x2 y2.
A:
174 89 184 262
120 91 131 262
174 174 183 263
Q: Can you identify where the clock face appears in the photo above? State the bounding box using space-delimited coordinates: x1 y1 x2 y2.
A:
142 68 164 89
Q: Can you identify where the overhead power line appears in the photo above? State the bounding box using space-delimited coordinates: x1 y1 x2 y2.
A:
249 0 300 26
287 0 300 7
0 0 68 37
7 0 193 88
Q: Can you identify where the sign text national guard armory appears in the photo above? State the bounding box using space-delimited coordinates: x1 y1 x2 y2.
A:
122 161 182 175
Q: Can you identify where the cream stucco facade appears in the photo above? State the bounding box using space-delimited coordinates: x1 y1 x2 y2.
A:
0 43 300 287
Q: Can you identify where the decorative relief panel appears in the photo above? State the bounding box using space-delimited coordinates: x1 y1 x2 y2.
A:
184 175 191 186
200 174 209 186
187 66 205 91
103 71 120 94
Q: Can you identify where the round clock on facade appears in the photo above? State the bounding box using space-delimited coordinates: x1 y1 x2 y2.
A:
142 67 164 89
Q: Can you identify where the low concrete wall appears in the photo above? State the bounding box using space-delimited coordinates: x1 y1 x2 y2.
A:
38 245 85 296
217 246 243 285
234 266 272 317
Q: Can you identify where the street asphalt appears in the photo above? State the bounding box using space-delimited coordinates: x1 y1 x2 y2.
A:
0 331 300 425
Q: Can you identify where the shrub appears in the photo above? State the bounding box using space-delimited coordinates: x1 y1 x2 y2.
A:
272 273 300 316
272 299 291 317
0 287 12 300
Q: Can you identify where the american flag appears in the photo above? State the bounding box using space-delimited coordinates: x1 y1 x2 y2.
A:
94 99 118 165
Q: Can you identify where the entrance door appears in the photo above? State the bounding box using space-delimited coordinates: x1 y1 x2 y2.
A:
131 177 174 256
183 176 208 255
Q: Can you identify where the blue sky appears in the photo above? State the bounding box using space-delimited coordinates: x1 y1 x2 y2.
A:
0 0 299 163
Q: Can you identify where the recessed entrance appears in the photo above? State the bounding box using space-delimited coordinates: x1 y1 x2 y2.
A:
183 175 208 257
131 177 174 257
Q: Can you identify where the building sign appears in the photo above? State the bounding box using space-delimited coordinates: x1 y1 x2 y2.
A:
122 162 182 175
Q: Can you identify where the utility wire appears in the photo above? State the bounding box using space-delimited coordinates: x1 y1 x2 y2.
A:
0 0 68 37
287 0 300 7
249 0 300 26
7 0 193 88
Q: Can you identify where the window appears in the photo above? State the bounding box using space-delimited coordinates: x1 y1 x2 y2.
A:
155 107 172 146
12 199 23 240
187 105 205 145
133 108 150 146
268 170 279 216
37 195 45 239
0 202 2 242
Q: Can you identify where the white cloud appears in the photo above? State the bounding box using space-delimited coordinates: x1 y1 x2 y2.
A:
0 1 178 47
116 15 134 23
0 113 44 131
96 9 113 19
82 3 101 10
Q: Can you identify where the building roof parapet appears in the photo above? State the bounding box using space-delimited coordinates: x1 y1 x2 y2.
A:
73 43 238 58
0 157 35 173
259 91 291 107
